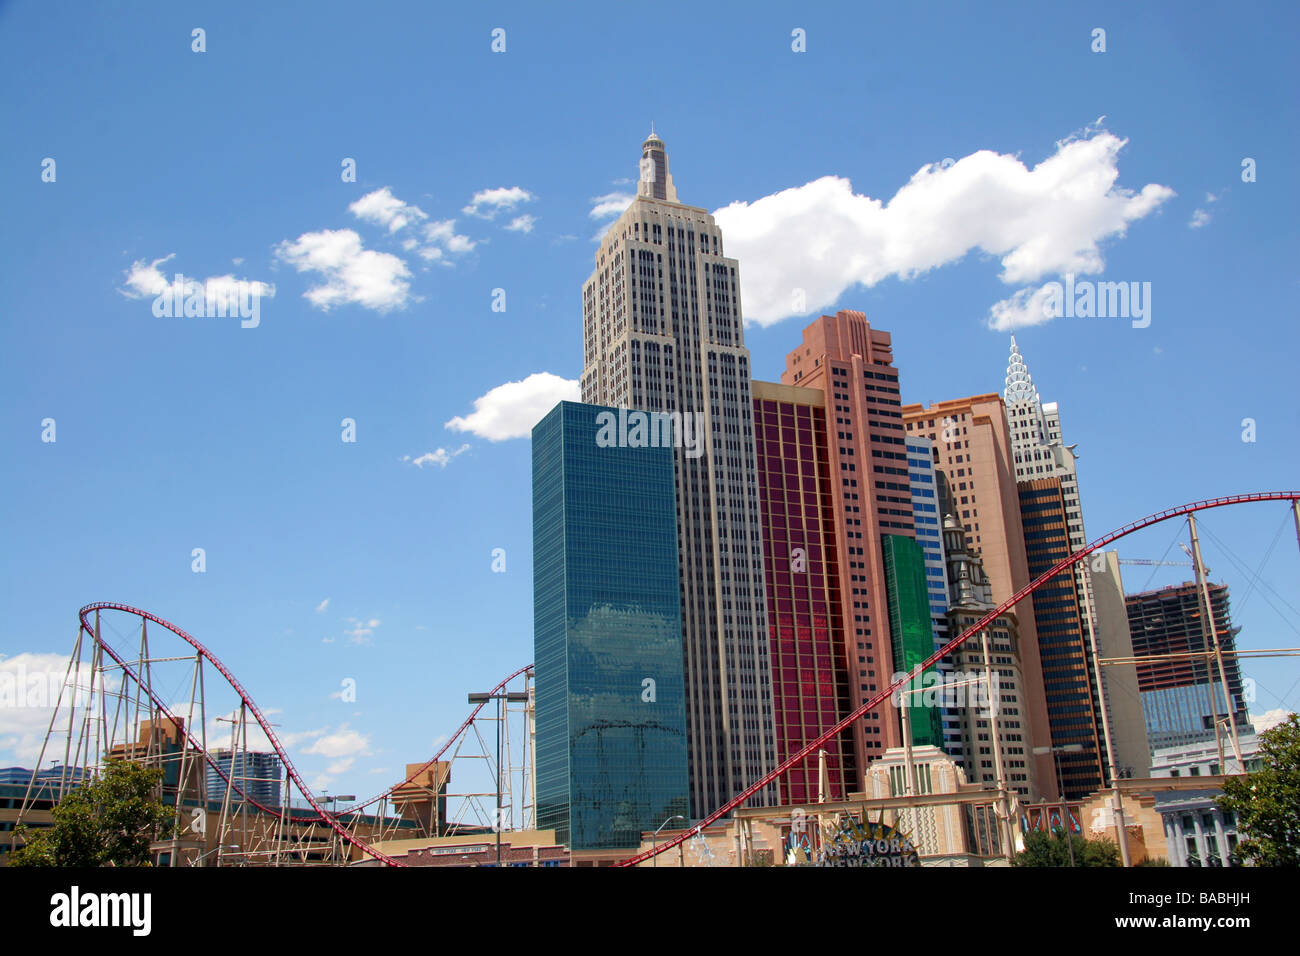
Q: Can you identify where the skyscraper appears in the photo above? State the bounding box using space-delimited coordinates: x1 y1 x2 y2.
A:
906 435 962 758
532 401 690 850
1018 477 1107 798
1005 338 1123 794
752 380 854 803
902 393 1057 798
206 751 282 807
941 514 1037 797
1125 581 1253 753
780 310 936 774
580 132 775 814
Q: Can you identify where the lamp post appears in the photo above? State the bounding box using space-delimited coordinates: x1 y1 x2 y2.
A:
469 690 530 866
653 815 687 868
1034 743 1084 866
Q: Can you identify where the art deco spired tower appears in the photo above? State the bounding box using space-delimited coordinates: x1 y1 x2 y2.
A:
581 131 777 814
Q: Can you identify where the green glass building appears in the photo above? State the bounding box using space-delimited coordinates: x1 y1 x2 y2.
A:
882 534 945 748
532 401 690 850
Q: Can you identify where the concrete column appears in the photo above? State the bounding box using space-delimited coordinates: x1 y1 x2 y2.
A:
1164 816 1182 867
1211 813 1230 866
1190 813 1207 866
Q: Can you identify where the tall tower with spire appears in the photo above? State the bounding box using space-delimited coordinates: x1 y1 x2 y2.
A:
1004 337 1112 797
581 132 777 815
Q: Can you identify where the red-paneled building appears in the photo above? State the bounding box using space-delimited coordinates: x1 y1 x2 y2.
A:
752 381 855 803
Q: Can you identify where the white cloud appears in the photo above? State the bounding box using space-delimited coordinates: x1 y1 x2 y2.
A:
463 186 535 219
274 229 412 312
445 372 580 441
315 598 329 613
119 253 175 297
419 219 476 263
1250 708 1294 733
301 723 372 759
504 214 537 234
119 255 275 306
201 274 276 309
342 616 380 645
589 192 635 220
987 283 1062 333
1189 209 1211 229
0 653 94 765
402 444 470 469
1205 191 1222 203
349 187 428 233
708 130 1174 327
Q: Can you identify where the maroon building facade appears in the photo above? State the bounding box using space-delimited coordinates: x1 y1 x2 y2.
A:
753 381 855 803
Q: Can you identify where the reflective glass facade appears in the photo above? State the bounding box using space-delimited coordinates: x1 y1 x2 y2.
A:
881 534 944 748
1126 581 1252 753
532 401 690 850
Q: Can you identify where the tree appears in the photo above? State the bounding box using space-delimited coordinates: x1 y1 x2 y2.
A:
1216 712 1300 866
1013 829 1120 867
9 759 174 867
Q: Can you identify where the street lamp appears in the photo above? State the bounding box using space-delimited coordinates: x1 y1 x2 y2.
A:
469 690 530 866
653 815 687 868
1033 744 1084 866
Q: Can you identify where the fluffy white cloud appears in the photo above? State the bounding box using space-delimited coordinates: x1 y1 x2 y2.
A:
0 653 92 765
709 130 1174 327
120 253 175 297
301 723 372 759
1189 209 1211 229
445 372 579 441
274 229 412 311
1250 708 1295 733
589 192 635 220
349 187 428 233
314 598 329 613
119 254 275 305
987 283 1061 332
464 186 534 219
419 219 477 262
505 214 537 234
402 444 470 469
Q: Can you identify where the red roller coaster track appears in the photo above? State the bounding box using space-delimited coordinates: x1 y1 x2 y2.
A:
614 491 1300 866
75 604 536 866
72 492 1299 868
77 603 407 866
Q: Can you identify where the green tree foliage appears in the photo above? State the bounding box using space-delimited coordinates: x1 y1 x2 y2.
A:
1217 713 1300 866
9 760 173 867
1013 828 1121 867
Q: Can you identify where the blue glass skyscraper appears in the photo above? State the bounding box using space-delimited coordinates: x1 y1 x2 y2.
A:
532 401 690 851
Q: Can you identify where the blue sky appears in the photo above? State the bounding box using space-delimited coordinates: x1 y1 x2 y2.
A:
2 1 1297 801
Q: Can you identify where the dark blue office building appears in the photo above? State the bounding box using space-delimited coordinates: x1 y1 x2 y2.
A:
532 401 690 851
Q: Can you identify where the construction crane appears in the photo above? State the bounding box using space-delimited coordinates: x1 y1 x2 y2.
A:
1117 558 1193 567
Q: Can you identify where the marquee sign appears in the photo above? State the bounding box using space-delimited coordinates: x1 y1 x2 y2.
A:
818 815 920 867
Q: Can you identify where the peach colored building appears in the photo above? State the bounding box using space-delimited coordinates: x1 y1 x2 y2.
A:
778 311 917 777
902 394 1057 799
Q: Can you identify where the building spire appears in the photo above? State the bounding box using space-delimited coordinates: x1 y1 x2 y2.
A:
638 127 678 202
1004 335 1039 405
